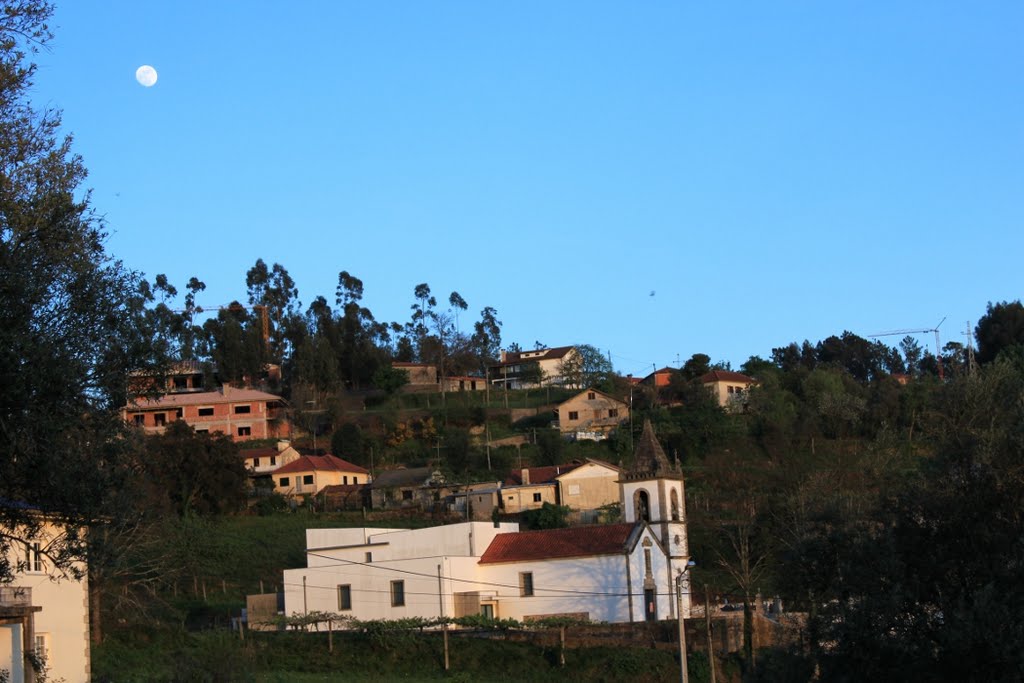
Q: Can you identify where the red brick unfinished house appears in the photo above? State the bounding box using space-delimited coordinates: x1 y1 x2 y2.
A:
122 385 290 442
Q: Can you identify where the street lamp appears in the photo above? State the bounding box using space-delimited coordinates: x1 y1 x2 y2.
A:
677 559 697 683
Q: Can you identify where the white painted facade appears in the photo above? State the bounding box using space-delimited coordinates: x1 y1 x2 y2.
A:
0 521 90 683
282 521 686 626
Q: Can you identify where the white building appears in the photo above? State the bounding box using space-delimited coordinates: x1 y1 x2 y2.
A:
282 421 691 626
0 519 91 683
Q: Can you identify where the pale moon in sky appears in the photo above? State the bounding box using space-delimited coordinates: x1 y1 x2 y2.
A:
135 65 158 87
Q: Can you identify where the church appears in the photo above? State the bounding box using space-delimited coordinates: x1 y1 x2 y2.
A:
281 422 692 624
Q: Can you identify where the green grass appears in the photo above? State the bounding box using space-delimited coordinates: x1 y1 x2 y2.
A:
93 630 692 683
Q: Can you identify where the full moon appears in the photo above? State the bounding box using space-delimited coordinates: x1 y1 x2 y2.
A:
135 65 158 87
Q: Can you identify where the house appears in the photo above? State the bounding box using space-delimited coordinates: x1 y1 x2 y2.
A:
272 455 369 499
317 484 368 512
699 370 756 409
489 346 580 390
281 423 692 626
0 517 90 683
368 467 447 510
440 375 488 393
239 440 301 479
556 388 628 439
463 459 622 523
391 362 438 390
640 367 677 388
282 520 685 625
122 385 289 442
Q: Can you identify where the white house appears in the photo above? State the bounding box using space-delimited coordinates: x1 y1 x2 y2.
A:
0 519 90 683
282 422 692 626
282 520 685 625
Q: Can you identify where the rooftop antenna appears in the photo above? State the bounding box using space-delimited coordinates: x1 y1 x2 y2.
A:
867 317 947 380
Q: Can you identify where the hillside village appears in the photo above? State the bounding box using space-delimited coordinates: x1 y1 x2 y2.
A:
3 3 1024 681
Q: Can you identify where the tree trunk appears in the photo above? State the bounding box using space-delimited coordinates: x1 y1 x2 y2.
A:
89 579 103 645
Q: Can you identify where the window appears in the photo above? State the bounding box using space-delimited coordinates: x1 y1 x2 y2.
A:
519 572 534 597
338 585 352 611
532 493 542 503
587 392 596 400
173 377 188 390
391 580 405 606
198 407 214 417
727 385 735 394
402 490 413 501
269 455 276 466
365 552 373 563
237 426 251 437
195 428 208 434
33 633 50 664
279 477 290 487
234 404 251 414
568 411 579 421
343 476 348 485
644 548 653 577
608 409 619 418
303 474 314 485
353 477 358 484
154 413 166 426
133 414 145 426
568 484 581 496
176 407 184 418
26 542 43 573
481 604 494 619
253 457 260 468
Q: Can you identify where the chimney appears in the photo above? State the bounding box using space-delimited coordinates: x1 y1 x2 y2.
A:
522 469 530 485
500 350 508 363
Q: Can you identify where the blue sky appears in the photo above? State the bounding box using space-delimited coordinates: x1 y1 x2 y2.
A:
32 2 1023 377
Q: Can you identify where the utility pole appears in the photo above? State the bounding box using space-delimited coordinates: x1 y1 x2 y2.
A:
677 573 689 683
438 564 449 671
705 585 716 683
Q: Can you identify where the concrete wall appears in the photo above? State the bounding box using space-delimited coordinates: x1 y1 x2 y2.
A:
557 463 619 511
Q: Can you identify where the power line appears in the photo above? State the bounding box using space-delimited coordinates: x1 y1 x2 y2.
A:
300 550 642 598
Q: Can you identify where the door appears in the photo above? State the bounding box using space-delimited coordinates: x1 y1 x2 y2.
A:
644 589 657 621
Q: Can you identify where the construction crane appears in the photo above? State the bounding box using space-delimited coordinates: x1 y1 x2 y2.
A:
867 317 947 381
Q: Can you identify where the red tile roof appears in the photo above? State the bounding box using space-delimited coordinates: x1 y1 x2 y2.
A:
272 454 368 476
478 523 638 564
699 370 754 384
507 463 581 485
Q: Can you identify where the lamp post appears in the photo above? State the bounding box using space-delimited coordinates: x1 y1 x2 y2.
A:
677 560 696 683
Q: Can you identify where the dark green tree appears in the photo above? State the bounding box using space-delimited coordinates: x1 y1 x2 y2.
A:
0 1 163 581
331 423 364 465
975 300 1024 364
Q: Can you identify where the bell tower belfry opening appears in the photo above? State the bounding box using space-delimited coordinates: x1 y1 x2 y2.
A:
619 420 690 617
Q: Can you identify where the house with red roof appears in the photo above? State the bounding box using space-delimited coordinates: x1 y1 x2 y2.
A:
281 421 691 626
699 370 756 409
282 519 683 625
466 459 622 522
271 454 369 498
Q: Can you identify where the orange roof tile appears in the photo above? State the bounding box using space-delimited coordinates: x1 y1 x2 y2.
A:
479 523 638 564
273 454 368 476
